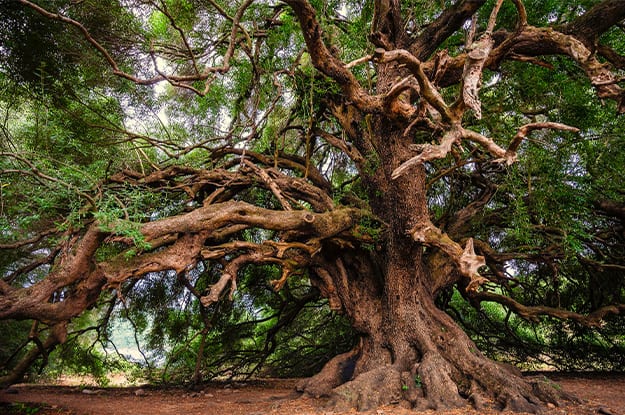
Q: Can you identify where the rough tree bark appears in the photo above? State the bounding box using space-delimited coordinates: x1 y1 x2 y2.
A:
296 125 572 412
3 0 625 412
286 0 623 411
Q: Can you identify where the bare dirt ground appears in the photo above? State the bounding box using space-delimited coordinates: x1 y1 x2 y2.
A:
1 373 623 415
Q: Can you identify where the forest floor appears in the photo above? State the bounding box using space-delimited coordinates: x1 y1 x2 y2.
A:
1 372 623 415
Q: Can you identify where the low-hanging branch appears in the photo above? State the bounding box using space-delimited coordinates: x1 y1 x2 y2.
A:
0 199 365 323
468 290 625 328
3 0 625 411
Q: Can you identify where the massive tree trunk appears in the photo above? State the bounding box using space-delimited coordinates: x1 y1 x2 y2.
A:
298 99 570 413
284 0 625 408
314 281 569 412
6 0 625 411
301 225 570 412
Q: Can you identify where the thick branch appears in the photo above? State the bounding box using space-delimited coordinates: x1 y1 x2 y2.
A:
0 224 105 320
598 44 625 70
425 15 625 112
139 202 356 241
0 322 68 387
497 26 625 112
392 128 461 179
452 0 505 120
562 0 625 48
284 0 382 113
373 48 453 122
595 200 625 220
409 0 488 60
410 219 487 291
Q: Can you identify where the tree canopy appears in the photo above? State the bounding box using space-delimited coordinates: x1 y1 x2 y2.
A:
1 0 625 412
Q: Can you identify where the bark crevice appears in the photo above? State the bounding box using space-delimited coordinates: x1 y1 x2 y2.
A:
298 252 575 413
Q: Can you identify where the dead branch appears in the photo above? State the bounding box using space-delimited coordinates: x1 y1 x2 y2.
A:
503 122 580 161
392 128 462 179
242 160 293 211
461 122 579 165
455 0 503 120
410 219 487 291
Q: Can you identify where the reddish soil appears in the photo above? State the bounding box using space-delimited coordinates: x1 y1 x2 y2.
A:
1 373 623 415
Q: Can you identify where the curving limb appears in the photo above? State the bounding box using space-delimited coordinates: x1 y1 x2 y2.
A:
3 1 625 412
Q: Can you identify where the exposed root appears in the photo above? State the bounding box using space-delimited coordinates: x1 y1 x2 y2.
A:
474 366 576 413
296 348 358 398
528 374 580 406
296 298 577 414
499 391 541 413
467 380 489 410
416 352 465 410
297 348 577 413
400 370 423 407
328 365 403 412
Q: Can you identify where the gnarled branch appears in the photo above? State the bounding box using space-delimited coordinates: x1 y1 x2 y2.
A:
410 219 487 291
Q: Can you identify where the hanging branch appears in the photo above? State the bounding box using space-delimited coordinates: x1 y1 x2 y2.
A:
456 0 504 120
18 0 255 95
468 290 625 328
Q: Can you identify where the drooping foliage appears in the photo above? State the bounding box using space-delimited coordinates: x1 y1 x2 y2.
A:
1 0 625 412
435 53 625 371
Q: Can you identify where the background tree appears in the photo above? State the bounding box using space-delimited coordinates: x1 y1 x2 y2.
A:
1 0 625 412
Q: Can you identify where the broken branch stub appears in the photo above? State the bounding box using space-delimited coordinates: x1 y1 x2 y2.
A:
411 221 487 291
461 35 494 120
200 272 233 307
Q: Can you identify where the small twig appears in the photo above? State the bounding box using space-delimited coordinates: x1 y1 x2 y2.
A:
465 14 478 47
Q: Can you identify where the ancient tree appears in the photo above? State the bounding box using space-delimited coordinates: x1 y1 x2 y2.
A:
2 0 625 412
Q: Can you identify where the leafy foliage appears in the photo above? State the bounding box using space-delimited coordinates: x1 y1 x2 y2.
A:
1 0 624 397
